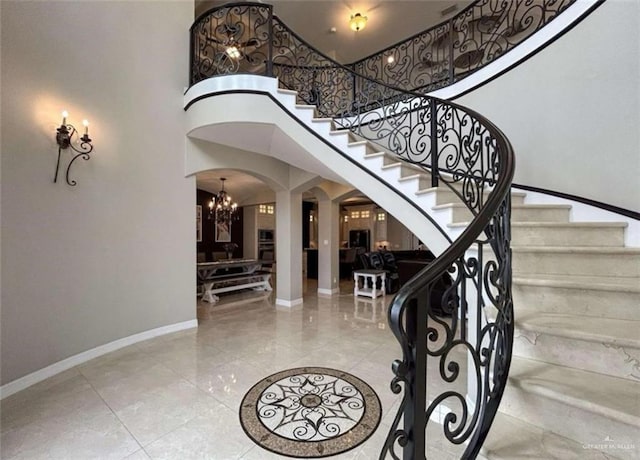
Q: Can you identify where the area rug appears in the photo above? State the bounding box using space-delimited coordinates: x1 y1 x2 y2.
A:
239 366 382 458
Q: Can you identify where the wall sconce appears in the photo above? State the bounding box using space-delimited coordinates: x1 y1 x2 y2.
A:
54 110 93 186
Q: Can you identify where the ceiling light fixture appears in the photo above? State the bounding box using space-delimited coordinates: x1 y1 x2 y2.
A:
208 177 238 225
225 45 241 59
349 13 367 32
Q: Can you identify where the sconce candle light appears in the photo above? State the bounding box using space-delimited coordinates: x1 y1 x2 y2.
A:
54 110 94 186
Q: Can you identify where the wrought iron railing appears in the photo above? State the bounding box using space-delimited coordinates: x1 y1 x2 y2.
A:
190 3 515 458
350 0 578 93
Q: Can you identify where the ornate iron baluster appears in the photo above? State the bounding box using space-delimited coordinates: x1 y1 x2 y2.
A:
347 0 580 93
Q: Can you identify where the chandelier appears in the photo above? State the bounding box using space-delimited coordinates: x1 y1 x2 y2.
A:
349 13 367 32
208 177 238 224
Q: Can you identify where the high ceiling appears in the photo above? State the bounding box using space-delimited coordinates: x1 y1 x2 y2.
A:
194 0 473 199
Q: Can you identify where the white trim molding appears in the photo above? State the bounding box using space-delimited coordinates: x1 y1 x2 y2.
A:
317 288 340 296
276 298 304 308
0 319 198 400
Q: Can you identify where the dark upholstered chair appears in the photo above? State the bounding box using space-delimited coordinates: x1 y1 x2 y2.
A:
339 248 358 278
396 260 454 316
364 252 399 294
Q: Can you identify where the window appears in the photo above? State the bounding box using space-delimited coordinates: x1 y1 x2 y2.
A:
259 204 274 214
377 212 385 221
350 211 360 219
361 210 370 218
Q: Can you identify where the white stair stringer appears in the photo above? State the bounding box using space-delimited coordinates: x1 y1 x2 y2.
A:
184 75 460 255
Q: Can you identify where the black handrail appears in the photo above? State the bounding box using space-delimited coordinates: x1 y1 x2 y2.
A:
349 0 579 93
189 3 515 459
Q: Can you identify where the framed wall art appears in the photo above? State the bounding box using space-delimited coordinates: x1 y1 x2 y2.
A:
215 220 231 242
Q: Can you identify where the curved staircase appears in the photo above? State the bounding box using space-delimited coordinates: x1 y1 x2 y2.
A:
186 1 639 458
334 139 640 459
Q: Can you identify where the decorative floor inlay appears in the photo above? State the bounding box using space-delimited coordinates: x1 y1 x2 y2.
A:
239 367 382 458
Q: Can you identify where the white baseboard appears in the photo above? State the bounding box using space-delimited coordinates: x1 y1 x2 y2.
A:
275 298 304 307
0 319 198 400
317 288 340 296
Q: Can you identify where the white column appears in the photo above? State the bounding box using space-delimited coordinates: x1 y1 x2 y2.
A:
243 206 257 259
275 189 303 307
317 198 340 296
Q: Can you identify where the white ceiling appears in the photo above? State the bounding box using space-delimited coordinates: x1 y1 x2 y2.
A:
194 0 473 202
269 0 472 63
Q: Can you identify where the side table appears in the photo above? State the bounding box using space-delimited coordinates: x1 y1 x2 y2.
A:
353 269 387 298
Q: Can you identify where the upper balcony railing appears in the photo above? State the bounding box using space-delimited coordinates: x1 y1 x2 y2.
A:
189 3 515 459
191 0 580 93
349 0 578 93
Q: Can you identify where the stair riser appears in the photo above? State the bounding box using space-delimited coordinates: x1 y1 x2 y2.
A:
400 166 424 178
514 284 640 320
512 226 625 247
513 329 640 381
501 388 640 460
362 155 389 172
513 252 640 278
342 142 369 159
450 207 570 223
435 189 525 206
511 207 570 222
293 107 317 123
309 120 334 137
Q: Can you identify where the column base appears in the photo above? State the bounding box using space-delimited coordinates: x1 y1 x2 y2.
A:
275 298 304 308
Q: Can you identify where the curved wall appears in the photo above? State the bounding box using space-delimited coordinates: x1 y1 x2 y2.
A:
1 1 195 390
457 0 639 212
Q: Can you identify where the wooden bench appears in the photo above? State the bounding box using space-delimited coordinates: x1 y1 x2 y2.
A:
199 270 272 304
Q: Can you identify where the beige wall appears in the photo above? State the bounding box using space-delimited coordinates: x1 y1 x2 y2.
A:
1 1 195 385
458 0 639 212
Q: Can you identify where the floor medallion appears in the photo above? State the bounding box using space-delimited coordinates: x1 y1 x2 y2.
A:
239 367 382 458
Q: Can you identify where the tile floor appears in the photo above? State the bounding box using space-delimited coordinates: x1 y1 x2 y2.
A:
1 281 464 459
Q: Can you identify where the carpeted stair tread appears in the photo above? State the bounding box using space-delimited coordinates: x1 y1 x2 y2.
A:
433 203 571 210
515 310 640 348
449 220 628 229
480 412 611 459
513 273 640 292
512 245 640 254
508 356 640 427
